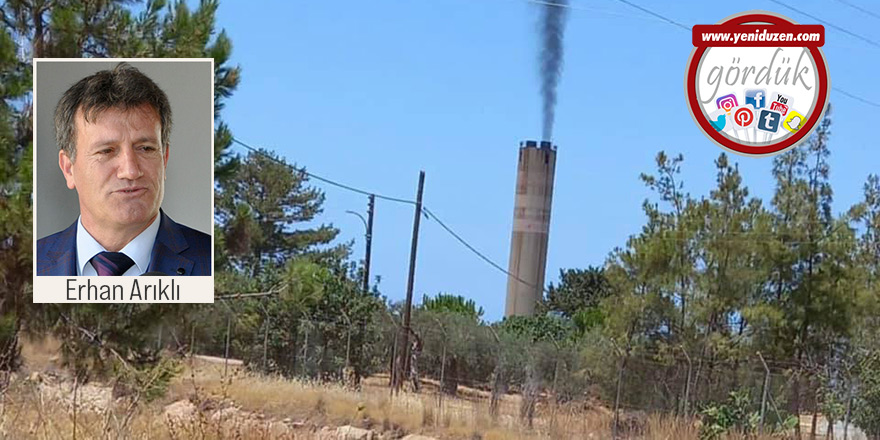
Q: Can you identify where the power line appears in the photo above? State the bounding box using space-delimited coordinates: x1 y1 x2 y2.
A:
229 136 869 299
226 0 880 293
527 0 880 108
231 137 536 292
609 0 690 31
832 0 880 21
834 87 880 109
523 0 568 8
231 138 416 205
768 0 880 49
515 0 667 23
500 0 690 26
605 0 880 108
423 206 549 294
597 0 880 108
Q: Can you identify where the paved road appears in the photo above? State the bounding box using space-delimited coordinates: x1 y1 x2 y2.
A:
800 415 866 440
193 354 243 366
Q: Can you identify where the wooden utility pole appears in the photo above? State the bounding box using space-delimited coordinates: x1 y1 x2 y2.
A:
364 194 374 293
680 345 692 418
395 171 425 393
758 352 771 435
224 312 232 377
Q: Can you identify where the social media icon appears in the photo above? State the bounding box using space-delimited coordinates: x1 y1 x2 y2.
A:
770 101 789 116
774 93 791 106
757 110 782 133
716 94 738 112
733 106 755 128
708 109 727 131
783 110 805 133
745 89 766 109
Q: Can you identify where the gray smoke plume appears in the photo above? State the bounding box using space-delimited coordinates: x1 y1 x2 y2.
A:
539 0 569 141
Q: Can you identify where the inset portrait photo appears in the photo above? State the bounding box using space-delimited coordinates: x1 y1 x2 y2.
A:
33 59 214 303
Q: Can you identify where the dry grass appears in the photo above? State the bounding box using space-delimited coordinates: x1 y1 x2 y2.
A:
0 380 170 439
18 335 62 373
166 360 786 440
0 341 791 439
0 364 793 439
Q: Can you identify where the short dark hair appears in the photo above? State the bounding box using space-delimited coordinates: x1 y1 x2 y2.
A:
54 62 172 160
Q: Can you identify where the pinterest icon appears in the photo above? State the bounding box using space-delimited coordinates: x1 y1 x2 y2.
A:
734 107 754 127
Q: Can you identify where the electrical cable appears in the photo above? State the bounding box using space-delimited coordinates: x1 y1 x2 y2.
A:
831 0 880 21
601 0 880 108
232 137 539 291
232 138 416 205
767 0 880 49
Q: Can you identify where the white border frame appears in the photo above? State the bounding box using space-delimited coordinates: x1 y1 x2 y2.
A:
32 58 215 303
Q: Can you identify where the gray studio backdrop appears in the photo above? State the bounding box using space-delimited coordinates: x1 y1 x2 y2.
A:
35 59 213 239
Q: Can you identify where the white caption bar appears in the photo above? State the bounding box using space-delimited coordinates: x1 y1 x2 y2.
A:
33 276 215 303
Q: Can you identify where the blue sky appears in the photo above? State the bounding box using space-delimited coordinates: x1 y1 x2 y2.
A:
215 0 878 322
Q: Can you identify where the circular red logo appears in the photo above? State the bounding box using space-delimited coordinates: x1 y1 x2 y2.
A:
734 107 754 127
685 11 830 157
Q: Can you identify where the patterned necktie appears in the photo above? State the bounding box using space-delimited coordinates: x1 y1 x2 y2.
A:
90 252 135 276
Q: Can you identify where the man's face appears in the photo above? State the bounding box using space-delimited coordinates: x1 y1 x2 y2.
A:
59 104 169 234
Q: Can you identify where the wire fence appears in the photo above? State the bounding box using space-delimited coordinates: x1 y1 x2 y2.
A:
147 302 869 439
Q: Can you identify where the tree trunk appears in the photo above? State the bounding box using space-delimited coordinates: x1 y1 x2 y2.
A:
489 364 507 418
810 411 818 439
520 363 540 428
441 357 459 396
32 5 45 58
843 382 853 440
792 369 802 440
262 318 269 372
613 356 628 439
288 331 298 376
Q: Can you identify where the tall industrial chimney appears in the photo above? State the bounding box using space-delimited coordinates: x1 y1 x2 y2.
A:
505 140 557 317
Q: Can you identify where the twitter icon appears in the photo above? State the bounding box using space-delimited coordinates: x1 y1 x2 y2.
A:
745 89 766 109
708 109 727 131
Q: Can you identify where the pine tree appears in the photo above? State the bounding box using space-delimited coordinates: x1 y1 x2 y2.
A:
691 153 770 403
0 0 241 372
639 152 697 338
766 111 857 437
544 266 610 319
215 148 342 280
0 21 32 370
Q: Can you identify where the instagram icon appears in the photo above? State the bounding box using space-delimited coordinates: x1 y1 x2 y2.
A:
716 94 738 112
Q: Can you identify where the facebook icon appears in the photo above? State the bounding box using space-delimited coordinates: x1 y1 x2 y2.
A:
745 89 766 109
757 109 782 133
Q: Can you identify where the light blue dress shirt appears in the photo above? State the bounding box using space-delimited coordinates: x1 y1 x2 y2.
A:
75 214 161 276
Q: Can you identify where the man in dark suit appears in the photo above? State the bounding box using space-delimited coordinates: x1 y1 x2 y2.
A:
36 63 211 276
